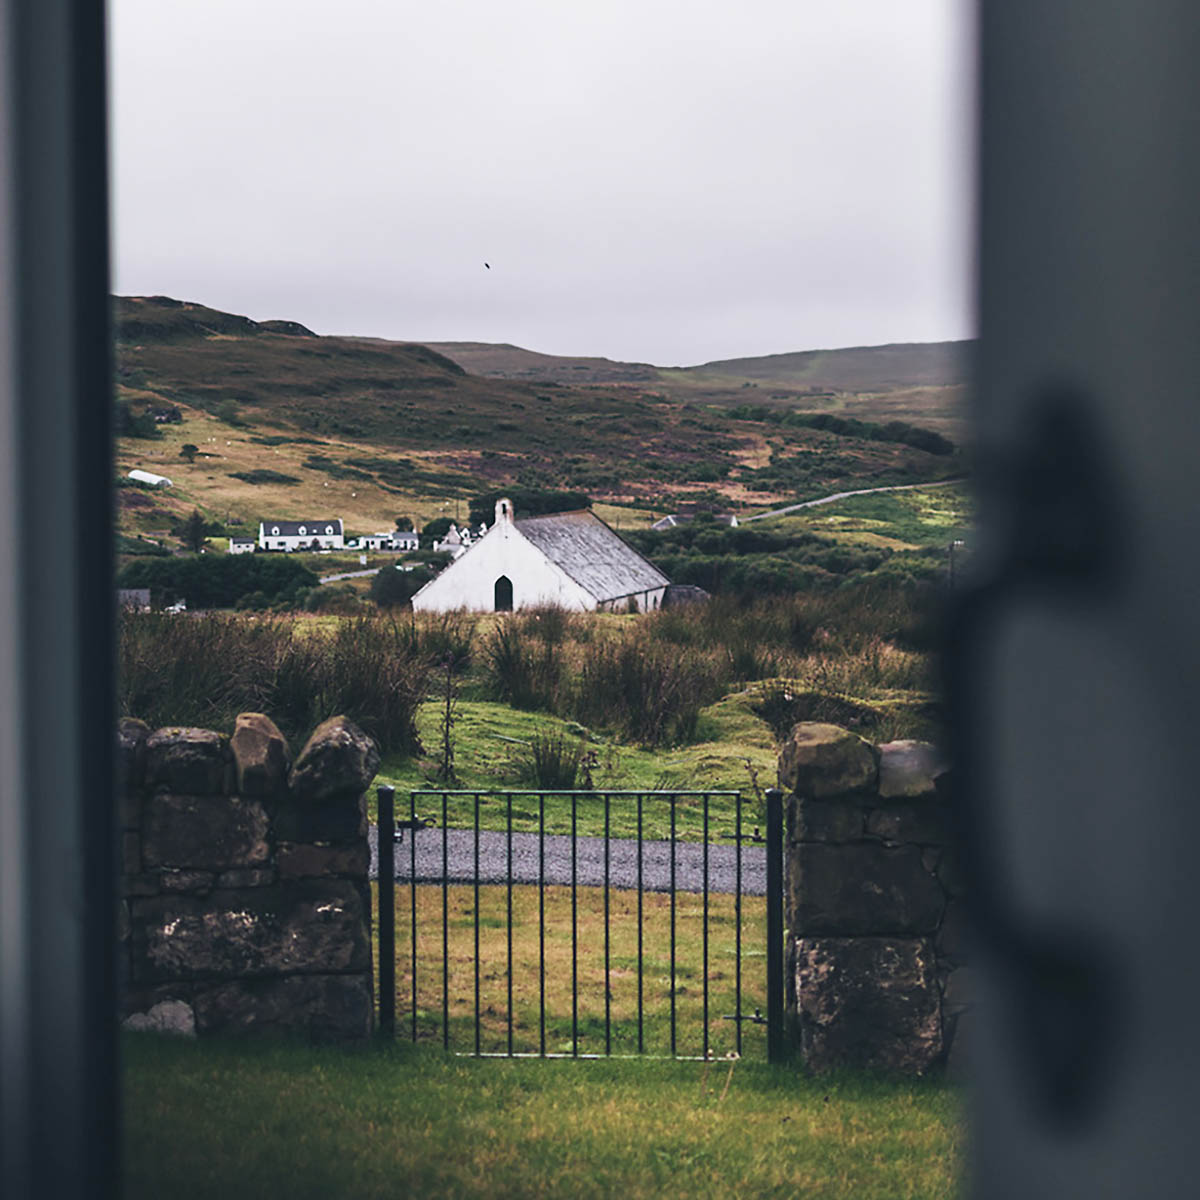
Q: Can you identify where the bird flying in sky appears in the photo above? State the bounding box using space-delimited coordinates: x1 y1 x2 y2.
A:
484 262 490 269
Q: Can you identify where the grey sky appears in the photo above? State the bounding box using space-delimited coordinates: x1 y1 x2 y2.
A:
110 0 974 366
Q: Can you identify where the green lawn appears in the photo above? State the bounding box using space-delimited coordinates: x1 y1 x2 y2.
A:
378 884 767 1061
758 483 972 550
122 1035 964 1200
375 689 778 841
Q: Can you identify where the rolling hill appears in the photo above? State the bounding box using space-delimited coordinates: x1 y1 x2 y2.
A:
426 337 968 392
113 295 966 551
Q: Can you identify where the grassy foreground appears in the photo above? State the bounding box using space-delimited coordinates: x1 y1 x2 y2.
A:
122 1035 964 1200
379 885 767 1060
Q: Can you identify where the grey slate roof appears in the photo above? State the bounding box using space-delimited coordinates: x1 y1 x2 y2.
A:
516 510 669 602
260 519 343 537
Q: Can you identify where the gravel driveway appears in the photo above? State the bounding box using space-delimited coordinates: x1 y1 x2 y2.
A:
370 827 769 896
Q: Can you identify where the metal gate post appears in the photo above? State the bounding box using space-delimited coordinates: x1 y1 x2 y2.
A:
377 785 395 1036
765 787 785 1064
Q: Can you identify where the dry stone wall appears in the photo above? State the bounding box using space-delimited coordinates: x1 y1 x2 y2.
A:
779 723 967 1074
116 712 380 1041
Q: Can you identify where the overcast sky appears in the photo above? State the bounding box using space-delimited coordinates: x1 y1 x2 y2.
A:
110 0 974 366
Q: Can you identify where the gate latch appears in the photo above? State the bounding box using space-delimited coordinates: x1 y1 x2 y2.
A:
393 815 434 844
727 826 766 844
721 1008 767 1025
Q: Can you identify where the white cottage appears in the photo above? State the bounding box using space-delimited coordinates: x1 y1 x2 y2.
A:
258 519 345 552
412 499 669 613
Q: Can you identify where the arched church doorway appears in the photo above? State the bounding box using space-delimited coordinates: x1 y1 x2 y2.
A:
494 575 513 611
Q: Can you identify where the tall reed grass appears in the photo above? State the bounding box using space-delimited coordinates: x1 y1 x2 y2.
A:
478 582 941 748
117 612 433 754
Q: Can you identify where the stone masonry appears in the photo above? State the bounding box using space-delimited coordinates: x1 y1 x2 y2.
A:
779 723 967 1074
117 712 380 1040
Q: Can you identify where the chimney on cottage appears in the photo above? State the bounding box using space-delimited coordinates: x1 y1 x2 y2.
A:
495 497 515 526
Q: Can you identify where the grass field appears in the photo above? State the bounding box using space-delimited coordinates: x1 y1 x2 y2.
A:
378 884 766 1061
376 688 777 839
122 1035 964 1200
757 483 972 551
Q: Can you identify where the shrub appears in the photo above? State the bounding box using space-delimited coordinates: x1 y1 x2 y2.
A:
117 611 432 756
406 611 476 671
369 565 433 609
116 555 318 609
484 619 563 711
469 488 590 526
304 584 363 614
520 731 585 789
573 635 723 747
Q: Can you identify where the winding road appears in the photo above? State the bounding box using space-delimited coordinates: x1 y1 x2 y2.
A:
744 476 964 522
369 827 769 896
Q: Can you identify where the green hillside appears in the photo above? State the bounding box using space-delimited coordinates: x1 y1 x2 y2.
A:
114 296 965 552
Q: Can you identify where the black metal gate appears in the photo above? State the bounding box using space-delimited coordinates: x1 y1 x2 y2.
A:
375 787 784 1062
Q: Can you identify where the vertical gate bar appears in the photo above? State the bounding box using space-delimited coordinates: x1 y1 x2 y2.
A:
604 792 611 1056
377 785 395 1038
542 792 547 1056
539 792 546 1057
578 792 583 1056
442 791 449 1050
766 787 785 1064
735 791 743 1056
507 792 514 1057
703 793 709 1061
410 790 418 1043
474 792 481 1056
670 795 677 1057
637 792 644 1055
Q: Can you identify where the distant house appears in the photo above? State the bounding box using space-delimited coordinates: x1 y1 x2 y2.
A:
651 511 739 531
117 588 151 612
127 468 173 489
228 536 256 555
433 522 486 559
360 530 420 552
412 499 669 613
258 519 344 552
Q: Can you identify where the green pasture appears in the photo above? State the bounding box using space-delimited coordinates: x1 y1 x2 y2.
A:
123 1034 963 1200
757 483 972 550
374 689 777 840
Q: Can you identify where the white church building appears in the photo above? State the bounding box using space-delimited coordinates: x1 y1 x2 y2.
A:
411 499 669 614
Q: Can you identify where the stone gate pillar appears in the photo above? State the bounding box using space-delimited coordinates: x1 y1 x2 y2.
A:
779 723 967 1073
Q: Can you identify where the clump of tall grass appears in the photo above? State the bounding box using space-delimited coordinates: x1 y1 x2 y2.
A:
573 634 724 747
482 614 726 748
519 732 585 789
410 610 477 671
483 613 566 710
117 611 432 755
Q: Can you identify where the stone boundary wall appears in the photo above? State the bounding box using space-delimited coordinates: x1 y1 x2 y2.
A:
116 712 380 1040
779 723 967 1074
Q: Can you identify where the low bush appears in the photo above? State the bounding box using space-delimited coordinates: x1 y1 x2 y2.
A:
573 635 723 747
520 732 585 789
117 554 318 610
483 619 564 711
117 611 432 755
369 565 433 609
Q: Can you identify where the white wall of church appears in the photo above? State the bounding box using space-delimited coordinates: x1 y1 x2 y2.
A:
411 521 597 613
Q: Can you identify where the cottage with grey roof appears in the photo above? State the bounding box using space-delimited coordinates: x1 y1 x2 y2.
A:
258 519 344 552
411 499 669 613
